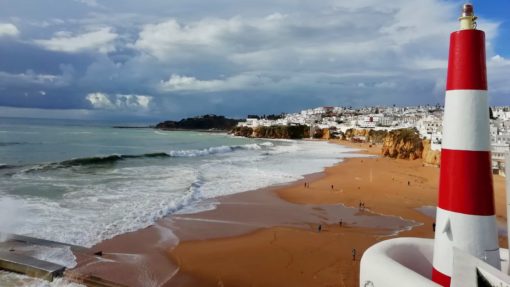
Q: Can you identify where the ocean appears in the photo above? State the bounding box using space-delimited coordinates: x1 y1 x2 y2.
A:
0 117 356 255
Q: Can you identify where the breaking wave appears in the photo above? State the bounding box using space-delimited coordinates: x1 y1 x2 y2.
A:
22 142 274 172
167 143 268 157
60 152 170 166
0 164 17 170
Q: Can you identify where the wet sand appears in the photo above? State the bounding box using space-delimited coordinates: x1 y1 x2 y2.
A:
69 140 508 287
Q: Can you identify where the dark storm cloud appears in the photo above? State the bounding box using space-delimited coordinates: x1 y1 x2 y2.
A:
0 41 92 75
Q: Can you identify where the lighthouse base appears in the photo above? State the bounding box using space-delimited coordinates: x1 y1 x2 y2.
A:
360 237 510 287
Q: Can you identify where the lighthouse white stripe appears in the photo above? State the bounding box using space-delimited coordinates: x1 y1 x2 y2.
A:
432 207 500 276
442 90 490 151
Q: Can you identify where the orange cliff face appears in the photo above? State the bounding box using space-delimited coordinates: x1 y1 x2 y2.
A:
422 139 441 167
342 128 441 165
381 132 440 165
380 129 423 160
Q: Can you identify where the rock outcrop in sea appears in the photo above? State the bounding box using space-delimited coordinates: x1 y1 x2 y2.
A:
156 115 240 131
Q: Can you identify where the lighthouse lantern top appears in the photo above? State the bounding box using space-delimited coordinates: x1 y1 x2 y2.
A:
459 3 477 30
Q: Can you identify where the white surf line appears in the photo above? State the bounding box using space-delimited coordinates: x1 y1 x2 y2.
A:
158 267 181 287
375 221 425 239
153 223 180 248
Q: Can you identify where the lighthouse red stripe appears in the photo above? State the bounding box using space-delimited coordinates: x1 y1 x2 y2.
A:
432 268 451 287
446 30 487 91
438 149 495 215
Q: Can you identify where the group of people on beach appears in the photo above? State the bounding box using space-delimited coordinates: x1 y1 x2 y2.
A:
303 182 336 191
358 201 366 211
317 218 345 232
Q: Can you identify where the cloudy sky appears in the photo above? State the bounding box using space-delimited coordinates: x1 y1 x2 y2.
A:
0 0 509 121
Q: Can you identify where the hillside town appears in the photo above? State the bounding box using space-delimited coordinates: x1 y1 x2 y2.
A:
237 105 510 174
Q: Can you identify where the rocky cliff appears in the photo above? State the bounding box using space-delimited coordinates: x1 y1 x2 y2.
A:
232 125 439 164
231 126 254 137
231 125 310 139
344 128 441 164
343 128 388 144
381 129 423 160
421 139 441 166
343 128 370 139
320 128 331 140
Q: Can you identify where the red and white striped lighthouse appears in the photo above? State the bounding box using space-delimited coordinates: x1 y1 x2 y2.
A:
431 3 500 286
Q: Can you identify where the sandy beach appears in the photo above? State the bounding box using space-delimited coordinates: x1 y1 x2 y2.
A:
69 140 508 287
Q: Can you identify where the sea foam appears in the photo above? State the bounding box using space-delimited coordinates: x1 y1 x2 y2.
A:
1 139 359 250
0 197 26 242
167 143 262 157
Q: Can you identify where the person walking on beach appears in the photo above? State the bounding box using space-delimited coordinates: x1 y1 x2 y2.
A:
352 248 357 261
339 219 343 227
318 224 322 232
331 184 334 191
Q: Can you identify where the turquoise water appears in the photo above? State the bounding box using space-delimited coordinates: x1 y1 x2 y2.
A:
0 118 254 166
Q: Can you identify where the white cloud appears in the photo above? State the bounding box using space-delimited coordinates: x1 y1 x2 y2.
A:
489 55 510 67
132 14 301 62
488 55 510 95
0 23 19 37
265 13 287 21
0 70 68 86
407 58 447 70
374 81 397 89
133 18 243 60
86 92 114 109
27 18 66 28
131 2 483 75
159 73 273 92
34 27 117 53
159 74 227 92
86 92 152 110
74 0 100 7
